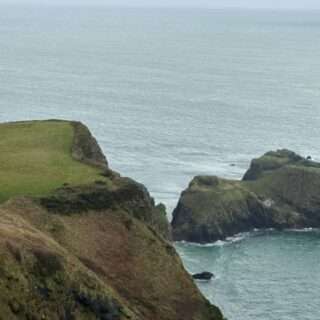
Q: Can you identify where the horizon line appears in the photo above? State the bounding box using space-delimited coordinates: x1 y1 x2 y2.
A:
1 3 320 11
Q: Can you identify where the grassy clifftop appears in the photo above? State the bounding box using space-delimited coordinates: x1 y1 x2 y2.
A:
0 120 107 203
0 120 223 320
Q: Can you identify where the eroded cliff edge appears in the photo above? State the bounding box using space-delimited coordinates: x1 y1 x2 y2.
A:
0 120 224 320
172 149 320 243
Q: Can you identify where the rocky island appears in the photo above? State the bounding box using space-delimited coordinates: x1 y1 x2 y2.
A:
172 149 320 243
0 120 224 320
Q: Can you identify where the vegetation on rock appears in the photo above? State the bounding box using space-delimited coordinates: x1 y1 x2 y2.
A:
172 149 320 243
0 120 106 203
0 120 223 320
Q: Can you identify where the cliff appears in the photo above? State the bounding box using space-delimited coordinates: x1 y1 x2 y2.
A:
172 149 320 243
0 120 224 320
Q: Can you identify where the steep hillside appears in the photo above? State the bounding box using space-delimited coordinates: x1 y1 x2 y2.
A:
0 120 224 320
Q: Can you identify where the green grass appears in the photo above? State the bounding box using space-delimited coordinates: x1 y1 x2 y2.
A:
0 120 105 203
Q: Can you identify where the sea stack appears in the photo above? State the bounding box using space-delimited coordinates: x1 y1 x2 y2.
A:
172 149 320 243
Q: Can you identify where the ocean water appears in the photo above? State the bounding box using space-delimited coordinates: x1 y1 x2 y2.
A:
176 229 320 320
0 5 320 319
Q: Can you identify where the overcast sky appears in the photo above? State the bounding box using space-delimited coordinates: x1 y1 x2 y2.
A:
2 0 320 9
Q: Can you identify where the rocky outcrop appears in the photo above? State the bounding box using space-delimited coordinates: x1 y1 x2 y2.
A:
39 177 171 240
71 121 108 170
0 120 224 320
171 176 274 243
192 272 215 281
242 149 316 181
172 149 320 243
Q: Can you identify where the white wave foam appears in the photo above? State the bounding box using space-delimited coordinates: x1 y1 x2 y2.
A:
226 233 248 243
175 240 226 247
175 232 252 248
175 229 280 248
285 227 319 233
176 228 318 249
213 240 227 247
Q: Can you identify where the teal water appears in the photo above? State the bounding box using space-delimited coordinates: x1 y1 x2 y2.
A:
176 230 320 320
0 6 320 319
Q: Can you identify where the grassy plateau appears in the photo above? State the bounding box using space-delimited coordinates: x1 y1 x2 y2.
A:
0 120 105 203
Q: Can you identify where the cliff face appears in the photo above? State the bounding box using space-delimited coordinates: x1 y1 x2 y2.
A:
171 176 274 243
172 150 320 243
0 120 223 320
71 121 109 170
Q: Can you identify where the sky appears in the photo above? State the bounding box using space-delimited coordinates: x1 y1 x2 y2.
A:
1 0 320 9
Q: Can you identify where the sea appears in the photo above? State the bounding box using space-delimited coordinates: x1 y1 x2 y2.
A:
0 5 320 320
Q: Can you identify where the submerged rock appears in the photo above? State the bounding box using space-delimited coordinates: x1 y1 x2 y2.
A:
172 149 320 243
192 272 215 281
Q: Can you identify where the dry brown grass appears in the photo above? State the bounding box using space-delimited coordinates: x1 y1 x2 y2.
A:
6 198 223 320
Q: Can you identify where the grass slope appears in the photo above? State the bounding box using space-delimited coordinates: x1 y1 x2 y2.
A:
0 120 105 203
0 120 224 320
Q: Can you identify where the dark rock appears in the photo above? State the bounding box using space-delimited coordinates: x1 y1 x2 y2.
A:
9 300 21 314
243 149 307 181
101 169 120 179
172 149 320 243
71 121 108 170
39 177 170 239
192 272 214 281
73 290 121 320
